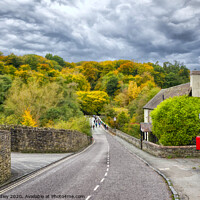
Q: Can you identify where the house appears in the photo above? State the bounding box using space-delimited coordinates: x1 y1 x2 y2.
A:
141 71 200 141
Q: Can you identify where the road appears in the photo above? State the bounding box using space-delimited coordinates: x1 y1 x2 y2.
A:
1 124 171 200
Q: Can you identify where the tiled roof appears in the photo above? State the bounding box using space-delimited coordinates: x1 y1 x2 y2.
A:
143 83 191 110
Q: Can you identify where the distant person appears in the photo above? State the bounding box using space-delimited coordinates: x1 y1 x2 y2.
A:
99 122 101 127
93 124 95 129
95 122 97 127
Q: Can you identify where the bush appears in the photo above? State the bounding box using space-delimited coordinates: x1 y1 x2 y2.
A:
151 96 200 146
53 116 91 136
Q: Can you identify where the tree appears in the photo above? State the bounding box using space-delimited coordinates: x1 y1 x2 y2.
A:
128 87 160 122
77 91 109 114
117 61 137 76
106 76 119 96
80 61 100 89
128 81 141 101
151 96 200 146
4 79 63 123
116 111 130 130
45 53 65 67
0 75 12 110
3 53 23 69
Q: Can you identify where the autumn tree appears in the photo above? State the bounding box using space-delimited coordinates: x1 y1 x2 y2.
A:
128 81 141 101
77 91 109 114
80 61 100 89
4 78 63 123
118 61 137 76
3 53 23 69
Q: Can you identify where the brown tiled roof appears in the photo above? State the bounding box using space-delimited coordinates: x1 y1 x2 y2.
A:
143 83 191 110
191 71 200 75
140 123 152 132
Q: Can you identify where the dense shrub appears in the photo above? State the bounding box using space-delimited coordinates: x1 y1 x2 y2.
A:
151 96 200 146
53 116 91 136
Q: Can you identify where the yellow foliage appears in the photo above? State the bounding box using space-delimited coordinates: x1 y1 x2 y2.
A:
113 107 129 115
114 91 129 107
128 81 141 101
140 80 156 90
21 109 37 127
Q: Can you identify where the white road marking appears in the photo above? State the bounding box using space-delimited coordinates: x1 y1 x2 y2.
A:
159 168 170 171
107 165 109 167
107 168 109 172
101 178 105 183
94 185 99 191
85 195 91 200
105 172 108 176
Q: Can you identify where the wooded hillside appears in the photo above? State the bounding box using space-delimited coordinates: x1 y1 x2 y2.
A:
0 51 190 136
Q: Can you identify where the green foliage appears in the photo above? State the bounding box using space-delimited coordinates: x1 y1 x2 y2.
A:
101 104 117 118
0 51 192 137
0 75 12 107
128 87 160 122
45 53 65 67
106 76 120 96
117 111 130 130
53 116 91 136
153 61 190 88
124 123 141 139
151 96 200 146
4 78 63 124
3 53 23 68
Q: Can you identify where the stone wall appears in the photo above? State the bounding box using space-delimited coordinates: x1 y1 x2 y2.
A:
108 127 200 158
0 130 11 184
142 141 200 158
0 125 92 153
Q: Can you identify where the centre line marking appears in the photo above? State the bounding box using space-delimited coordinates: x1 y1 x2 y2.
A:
85 196 91 200
94 185 99 191
101 178 105 183
107 168 109 172
107 165 109 167
105 172 108 176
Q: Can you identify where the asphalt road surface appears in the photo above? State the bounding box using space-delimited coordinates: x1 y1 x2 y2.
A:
1 124 171 200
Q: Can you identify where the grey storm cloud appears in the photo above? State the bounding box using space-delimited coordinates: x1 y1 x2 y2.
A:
0 0 200 69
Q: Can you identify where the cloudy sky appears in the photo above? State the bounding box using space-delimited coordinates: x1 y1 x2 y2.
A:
0 0 200 69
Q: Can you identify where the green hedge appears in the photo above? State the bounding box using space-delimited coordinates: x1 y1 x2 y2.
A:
151 96 200 146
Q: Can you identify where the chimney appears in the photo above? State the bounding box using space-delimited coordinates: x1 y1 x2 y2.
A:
190 71 200 97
